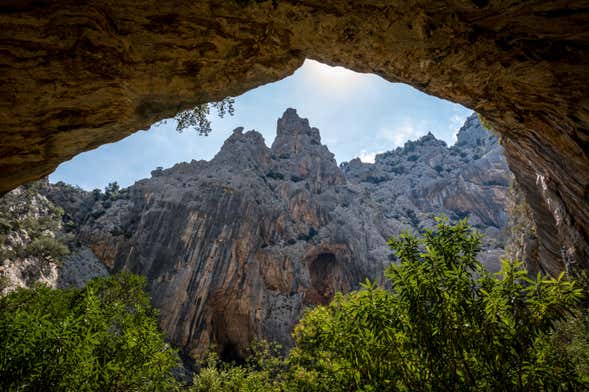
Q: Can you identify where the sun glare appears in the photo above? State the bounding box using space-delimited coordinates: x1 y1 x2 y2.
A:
302 59 367 93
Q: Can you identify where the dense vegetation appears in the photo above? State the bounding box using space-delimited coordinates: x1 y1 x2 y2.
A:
193 218 588 391
1 219 587 391
0 273 178 391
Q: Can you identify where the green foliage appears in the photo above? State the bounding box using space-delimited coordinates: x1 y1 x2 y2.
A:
551 271 589 383
188 219 587 391
288 218 585 391
0 273 179 391
0 182 71 270
17 235 70 264
104 181 120 199
175 98 235 136
0 274 9 291
191 341 285 392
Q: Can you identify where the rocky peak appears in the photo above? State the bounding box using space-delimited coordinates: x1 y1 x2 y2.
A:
456 114 497 149
418 131 445 146
36 111 512 361
271 109 344 187
212 127 270 170
343 115 511 270
272 108 322 152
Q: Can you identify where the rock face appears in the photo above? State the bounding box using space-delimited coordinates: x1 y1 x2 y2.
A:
342 114 510 271
1 1 588 276
48 109 511 358
66 109 393 359
0 180 108 295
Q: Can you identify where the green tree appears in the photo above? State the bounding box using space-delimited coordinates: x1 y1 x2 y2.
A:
104 181 120 199
288 218 585 391
175 98 235 136
0 273 179 391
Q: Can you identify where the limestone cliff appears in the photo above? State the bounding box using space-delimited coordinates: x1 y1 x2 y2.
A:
43 109 511 359
342 114 511 271
1 1 588 278
60 109 393 359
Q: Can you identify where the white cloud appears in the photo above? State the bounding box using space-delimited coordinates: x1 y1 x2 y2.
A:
377 119 424 149
359 149 384 163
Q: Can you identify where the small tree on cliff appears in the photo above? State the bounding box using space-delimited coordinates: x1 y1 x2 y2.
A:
174 97 235 136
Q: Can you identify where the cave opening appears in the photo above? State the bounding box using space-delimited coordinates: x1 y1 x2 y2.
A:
49 59 473 192
309 252 337 304
219 342 245 365
0 3 587 275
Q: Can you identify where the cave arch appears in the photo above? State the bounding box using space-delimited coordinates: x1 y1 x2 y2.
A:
1 1 588 274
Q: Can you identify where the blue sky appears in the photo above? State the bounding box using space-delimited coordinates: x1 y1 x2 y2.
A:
50 60 472 190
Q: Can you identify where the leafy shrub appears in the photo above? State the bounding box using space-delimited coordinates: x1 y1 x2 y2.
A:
173 98 235 136
189 219 588 391
104 181 120 199
19 235 70 264
407 154 419 162
289 218 585 391
191 341 284 392
0 273 179 391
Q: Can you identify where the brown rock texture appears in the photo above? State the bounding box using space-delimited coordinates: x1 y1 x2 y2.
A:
1 1 587 273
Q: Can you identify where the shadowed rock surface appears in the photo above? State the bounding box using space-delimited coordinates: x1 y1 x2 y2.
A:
42 110 511 358
1 1 588 275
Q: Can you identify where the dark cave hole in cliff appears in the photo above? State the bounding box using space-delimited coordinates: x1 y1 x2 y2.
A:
220 342 245 365
310 252 337 304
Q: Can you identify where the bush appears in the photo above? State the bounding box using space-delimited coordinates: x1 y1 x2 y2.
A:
104 181 120 200
189 219 588 391
191 341 284 392
0 273 179 391
289 218 586 391
20 235 70 264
